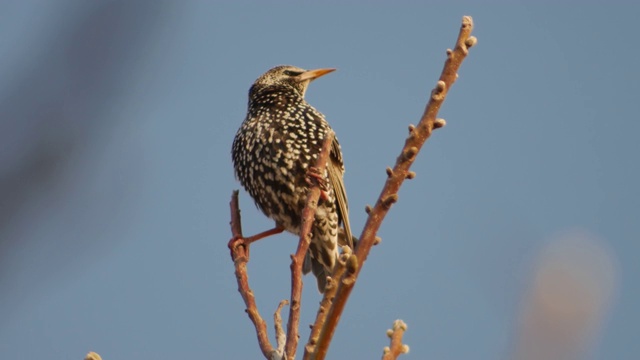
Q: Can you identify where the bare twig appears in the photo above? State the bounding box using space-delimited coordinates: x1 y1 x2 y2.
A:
311 16 477 360
284 131 335 360
273 300 289 359
228 191 274 358
382 320 410 360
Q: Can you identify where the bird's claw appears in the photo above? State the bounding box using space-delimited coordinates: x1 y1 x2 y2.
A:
306 166 330 201
306 166 328 189
228 236 250 260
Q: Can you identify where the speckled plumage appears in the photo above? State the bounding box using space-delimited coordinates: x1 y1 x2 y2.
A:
232 65 353 292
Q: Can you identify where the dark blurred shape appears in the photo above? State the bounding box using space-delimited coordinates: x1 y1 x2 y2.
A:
1 1 167 234
512 230 617 360
0 0 171 307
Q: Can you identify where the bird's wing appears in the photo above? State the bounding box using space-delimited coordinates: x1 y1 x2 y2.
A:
327 136 354 249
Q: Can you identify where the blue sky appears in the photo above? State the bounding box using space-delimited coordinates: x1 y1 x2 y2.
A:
1 1 638 359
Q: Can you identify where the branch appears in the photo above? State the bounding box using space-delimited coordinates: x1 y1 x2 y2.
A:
382 320 410 360
284 131 335 360
311 16 477 360
228 191 274 358
304 246 351 356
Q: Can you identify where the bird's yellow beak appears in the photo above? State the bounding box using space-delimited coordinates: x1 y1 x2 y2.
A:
299 68 336 81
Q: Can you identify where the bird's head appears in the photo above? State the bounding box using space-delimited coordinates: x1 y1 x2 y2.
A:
250 65 336 98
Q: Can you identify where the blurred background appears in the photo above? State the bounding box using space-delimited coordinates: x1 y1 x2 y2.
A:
0 1 637 359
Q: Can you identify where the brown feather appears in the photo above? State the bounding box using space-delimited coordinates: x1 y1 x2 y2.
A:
328 137 354 249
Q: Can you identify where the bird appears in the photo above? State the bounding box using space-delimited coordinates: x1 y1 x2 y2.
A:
231 65 354 293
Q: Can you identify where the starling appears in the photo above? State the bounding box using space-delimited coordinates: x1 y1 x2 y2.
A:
232 65 354 292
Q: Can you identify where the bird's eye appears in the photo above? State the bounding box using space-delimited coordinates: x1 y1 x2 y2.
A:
283 70 302 76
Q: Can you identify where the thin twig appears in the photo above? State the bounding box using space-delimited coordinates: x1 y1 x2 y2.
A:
312 16 477 360
228 191 274 358
382 320 410 360
284 131 336 360
273 300 289 359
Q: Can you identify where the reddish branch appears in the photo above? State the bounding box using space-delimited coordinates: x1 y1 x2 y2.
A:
382 320 409 360
284 131 335 360
304 246 351 355
310 16 477 360
228 191 274 358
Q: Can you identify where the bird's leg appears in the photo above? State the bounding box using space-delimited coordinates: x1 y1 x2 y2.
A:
244 226 285 244
306 166 330 201
228 226 285 260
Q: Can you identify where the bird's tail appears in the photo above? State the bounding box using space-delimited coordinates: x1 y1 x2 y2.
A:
338 229 358 249
303 252 329 293
303 230 358 293
303 239 338 293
